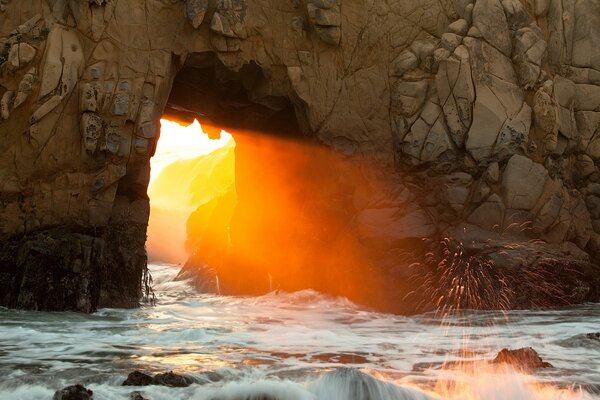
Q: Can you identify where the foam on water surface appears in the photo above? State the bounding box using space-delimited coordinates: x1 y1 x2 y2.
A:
0 263 599 399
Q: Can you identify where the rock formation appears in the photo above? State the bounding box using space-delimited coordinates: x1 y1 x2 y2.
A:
0 0 599 313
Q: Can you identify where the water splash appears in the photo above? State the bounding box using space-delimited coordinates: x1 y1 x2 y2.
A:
0 264 598 400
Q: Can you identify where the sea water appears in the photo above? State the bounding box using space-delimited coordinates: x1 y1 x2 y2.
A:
0 263 598 400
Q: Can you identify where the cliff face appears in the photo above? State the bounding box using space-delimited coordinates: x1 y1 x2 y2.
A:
0 0 599 312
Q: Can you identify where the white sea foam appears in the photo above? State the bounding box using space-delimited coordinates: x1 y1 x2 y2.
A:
0 263 599 399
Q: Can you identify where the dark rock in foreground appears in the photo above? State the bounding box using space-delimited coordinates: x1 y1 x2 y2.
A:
586 332 600 341
122 370 194 387
123 371 154 386
153 371 195 387
414 346 553 373
130 392 149 400
493 347 553 371
53 384 93 400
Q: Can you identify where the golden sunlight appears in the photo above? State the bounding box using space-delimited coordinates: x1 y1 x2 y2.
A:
146 119 235 264
150 119 232 184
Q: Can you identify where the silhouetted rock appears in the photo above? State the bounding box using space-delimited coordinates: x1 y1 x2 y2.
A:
52 384 93 400
122 371 154 386
493 347 553 370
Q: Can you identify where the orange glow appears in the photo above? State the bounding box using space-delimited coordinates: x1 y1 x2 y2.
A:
146 119 234 264
424 363 589 400
185 127 395 308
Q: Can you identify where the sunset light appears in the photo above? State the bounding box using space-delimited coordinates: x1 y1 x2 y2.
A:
147 119 235 264
150 119 233 183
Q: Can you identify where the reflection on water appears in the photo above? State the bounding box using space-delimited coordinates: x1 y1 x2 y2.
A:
0 263 598 399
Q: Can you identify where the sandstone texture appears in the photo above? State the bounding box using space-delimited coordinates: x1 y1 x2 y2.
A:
1 0 600 313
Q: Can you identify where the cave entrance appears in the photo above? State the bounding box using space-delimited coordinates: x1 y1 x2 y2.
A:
146 54 391 308
146 53 309 276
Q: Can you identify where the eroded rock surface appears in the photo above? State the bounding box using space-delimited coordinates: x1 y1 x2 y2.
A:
0 0 599 313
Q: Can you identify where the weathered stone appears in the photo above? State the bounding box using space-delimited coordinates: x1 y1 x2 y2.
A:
472 0 512 56
575 84 600 112
447 19 469 36
80 83 102 113
392 50 419 77
0 90 14 120
587 196 600 220
464 38 527 161
187 0 209 29
485 162 500 183
314 26 341 45
13 67 37 110
6 42 36 71
576 154 597 180
111 93 130 116
513 26 546 88
357 206 436 245
392 80 428 117
533 81 557 135
441 32 462 52
502 154 548 210
307 4 341 27
468 193 505 230
81 112 104 153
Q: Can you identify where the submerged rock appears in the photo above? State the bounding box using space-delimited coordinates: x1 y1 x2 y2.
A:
493 347 553 370
52 384 93 400
555 332 600 348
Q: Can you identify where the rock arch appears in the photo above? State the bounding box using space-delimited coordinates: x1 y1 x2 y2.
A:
1 0 599 312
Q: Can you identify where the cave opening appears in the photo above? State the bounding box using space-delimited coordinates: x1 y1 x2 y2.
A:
148 54 420 312
149 53 320 291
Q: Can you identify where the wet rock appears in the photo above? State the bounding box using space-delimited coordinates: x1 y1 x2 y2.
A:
586 332 600 341
493 347 553 371
153 371 195 387
122 371 153 386
130 392 149 400
53 384 93 400
123 370 195 387
556 332 600 348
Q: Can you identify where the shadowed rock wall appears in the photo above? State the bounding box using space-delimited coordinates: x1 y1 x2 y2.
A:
0 0 599 312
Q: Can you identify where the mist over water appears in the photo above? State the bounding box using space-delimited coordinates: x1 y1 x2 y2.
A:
0 263 599 400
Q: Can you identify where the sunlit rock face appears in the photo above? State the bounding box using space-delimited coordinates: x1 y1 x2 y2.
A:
0 0 599 312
